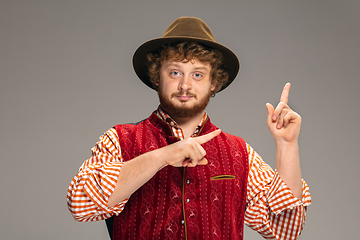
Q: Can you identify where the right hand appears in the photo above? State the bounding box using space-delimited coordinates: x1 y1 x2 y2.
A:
160 129 221 167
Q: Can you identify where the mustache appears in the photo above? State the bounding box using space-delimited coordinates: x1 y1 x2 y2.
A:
171 91 197 98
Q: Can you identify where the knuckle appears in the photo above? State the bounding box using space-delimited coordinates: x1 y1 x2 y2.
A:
185 139 194 148
278 102 285 107
297 114 302 121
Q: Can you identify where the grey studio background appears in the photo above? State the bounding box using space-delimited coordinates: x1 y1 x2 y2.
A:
1 0 359 239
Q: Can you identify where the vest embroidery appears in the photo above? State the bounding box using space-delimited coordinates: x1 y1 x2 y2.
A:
112 112 248 240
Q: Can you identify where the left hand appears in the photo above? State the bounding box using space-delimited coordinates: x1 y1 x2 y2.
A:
266 83 301 143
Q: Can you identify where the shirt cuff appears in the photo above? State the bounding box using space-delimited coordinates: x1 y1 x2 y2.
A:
267 170 311 215
82 162 128 217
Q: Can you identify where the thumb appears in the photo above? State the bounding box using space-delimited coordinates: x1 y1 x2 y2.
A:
266 103 275 125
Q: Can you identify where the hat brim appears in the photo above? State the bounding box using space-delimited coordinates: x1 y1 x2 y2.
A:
132 36 240 92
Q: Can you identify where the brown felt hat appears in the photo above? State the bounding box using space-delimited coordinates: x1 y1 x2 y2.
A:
132 16 240 92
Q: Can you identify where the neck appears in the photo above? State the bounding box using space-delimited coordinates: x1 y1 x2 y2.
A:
170 110 206 139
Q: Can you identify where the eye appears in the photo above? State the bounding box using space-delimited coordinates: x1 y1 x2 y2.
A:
192 72 203 80
170 71 181 78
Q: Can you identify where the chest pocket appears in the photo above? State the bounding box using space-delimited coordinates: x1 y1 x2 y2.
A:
210 175 236 181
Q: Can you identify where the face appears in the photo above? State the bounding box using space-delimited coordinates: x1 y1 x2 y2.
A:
156 58 215 118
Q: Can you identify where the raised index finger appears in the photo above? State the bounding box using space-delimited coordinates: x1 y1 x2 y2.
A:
195 129 221 145
280 83 291 104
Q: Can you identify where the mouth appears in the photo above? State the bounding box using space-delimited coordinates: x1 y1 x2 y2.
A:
171 91 196 102
176 95 194 101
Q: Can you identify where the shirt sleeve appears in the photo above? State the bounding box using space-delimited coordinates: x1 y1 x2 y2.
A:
67 128 128 222
244 144 311 239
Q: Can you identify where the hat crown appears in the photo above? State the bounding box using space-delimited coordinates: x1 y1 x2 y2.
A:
162 17 215 42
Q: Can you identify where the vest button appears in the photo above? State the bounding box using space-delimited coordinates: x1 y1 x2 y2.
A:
186 179 190 184
181 220 185 225
186 199 190 203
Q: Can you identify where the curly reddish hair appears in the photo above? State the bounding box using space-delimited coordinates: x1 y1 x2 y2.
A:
146 42 229 96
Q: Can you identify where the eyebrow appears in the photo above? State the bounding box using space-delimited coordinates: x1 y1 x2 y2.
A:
165 62 211 71
193 66 210 71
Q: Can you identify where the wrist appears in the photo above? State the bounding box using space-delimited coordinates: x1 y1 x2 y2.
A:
275 139 299 149
151 148 169 169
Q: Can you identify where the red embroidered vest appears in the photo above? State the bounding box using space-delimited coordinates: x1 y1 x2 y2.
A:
112 112 248 240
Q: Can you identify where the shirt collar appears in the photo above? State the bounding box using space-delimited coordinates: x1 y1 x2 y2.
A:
155 106 208 139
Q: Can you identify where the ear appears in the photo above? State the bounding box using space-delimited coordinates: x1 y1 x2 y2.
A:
154 78 160 86
211 83 216 91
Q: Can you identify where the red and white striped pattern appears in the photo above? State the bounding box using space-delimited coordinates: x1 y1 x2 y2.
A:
67 110 311 239
67 129 128 222
245 145 311 239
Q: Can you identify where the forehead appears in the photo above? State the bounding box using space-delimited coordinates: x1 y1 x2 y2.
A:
162 58 211 71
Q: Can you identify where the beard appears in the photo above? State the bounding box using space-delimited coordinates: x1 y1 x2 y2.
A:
158 88 211 118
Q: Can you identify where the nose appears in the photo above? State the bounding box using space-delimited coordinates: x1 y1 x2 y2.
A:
178 74 192 91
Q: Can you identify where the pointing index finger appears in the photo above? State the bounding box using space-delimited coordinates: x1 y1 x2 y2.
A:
195 129 221 145
280 83 291 104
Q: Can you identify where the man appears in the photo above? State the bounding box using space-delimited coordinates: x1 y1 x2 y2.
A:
67 17 311 239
